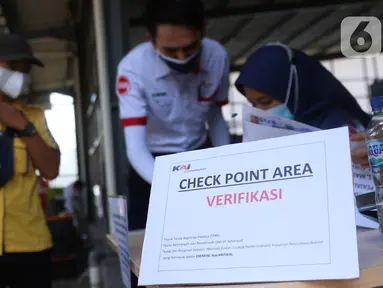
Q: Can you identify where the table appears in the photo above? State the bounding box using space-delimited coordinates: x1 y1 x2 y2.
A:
106 228 383 288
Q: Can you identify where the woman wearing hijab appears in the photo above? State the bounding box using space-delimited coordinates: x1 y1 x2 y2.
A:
235 43 371 132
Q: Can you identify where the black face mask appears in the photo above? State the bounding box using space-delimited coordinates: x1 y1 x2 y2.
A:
159 49 202 74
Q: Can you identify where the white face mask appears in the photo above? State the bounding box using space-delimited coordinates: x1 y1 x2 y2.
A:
157 49 201 74
157 49 200 65
0 67 29 99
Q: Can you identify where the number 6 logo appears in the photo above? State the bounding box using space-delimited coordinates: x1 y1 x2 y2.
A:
341 16 381 58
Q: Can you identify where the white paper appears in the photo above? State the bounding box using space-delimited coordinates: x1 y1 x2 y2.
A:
242 105 378 230
139 127 359 286
242 105 320 136
108 196 131 288
243 120 299 141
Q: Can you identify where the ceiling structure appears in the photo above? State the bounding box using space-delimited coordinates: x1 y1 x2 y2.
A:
126 0 383 70
0 0 76 107
0 0 382 106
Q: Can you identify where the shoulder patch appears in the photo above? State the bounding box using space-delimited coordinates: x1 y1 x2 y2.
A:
116 75 131 96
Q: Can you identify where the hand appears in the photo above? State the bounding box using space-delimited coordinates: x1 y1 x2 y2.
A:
350 132 369 168
0 102 28 130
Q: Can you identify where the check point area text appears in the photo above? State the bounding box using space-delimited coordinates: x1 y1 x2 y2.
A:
177 163 313 207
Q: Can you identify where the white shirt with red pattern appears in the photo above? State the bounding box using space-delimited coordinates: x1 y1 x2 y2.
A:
116 38 230 183
116 38 230 152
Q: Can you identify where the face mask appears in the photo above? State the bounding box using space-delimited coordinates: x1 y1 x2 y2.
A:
158 49 201 74
267 104 294 120
0 67 29 99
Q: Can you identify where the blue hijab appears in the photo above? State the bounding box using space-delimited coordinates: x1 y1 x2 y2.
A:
235 44 371 129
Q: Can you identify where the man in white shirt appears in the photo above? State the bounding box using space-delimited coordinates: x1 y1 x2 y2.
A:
116 0 231 230
63 180 84 227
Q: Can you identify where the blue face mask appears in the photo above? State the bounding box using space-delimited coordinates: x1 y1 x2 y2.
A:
267 104 294 120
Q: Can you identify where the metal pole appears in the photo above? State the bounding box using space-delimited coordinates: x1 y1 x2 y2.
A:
92 0 117 225
104 0 131 201
73 57 89 215
73 57 87 183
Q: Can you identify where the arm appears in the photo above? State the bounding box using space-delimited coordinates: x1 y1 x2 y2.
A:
318 108 366 132
22 133 60 180
319 109 370 167
29 110 60 179
207 106 230 146
350 132 369 168
208 52 230 146
0 102 60 180
116 64 155 184
124 126 154 183
64 186 74 213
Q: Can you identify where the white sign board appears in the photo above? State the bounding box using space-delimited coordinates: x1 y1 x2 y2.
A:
108 196 131 288
139 127 359 286
242 105 378 230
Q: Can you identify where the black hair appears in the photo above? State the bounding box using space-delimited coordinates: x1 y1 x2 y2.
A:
144 0 205 38
73 180 84 189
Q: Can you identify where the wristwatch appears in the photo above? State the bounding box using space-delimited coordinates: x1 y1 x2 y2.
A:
14 122 37 138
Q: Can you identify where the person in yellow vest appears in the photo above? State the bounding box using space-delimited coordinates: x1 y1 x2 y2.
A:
0 34 60 288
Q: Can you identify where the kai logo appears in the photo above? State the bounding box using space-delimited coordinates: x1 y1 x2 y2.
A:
172 164 191 172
